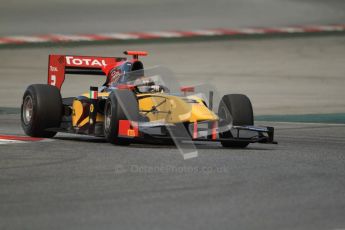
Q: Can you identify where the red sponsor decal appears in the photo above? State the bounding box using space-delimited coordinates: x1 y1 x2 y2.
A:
47 54 120 89
118 120 139 137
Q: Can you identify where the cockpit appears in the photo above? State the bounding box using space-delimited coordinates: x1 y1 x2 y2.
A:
106 60 144 87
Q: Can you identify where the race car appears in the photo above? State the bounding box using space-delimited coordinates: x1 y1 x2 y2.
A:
21 51 276 149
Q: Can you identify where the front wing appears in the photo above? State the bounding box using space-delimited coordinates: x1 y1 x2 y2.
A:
118 120 277 145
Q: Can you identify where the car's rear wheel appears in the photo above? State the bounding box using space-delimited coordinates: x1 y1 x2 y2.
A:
104 89 139 145
218 94 253 148
21 84 62 137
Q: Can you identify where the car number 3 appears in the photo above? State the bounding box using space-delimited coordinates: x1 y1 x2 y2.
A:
51 75 56 86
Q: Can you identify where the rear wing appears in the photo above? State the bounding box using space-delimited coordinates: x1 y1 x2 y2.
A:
48 54 127 89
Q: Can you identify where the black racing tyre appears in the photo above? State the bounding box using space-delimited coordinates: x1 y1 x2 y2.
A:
21 84 62 138
218 94 253 148
104 89 139 145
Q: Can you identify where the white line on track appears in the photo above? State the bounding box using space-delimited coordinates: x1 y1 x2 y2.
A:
0 139 26 145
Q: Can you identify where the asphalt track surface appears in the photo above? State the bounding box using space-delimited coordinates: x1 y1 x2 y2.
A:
1 0 345 36
0 34 345 229
1 117 345 230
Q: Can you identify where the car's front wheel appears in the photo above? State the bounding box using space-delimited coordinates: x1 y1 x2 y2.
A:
218 94 254 148
104 89 139 145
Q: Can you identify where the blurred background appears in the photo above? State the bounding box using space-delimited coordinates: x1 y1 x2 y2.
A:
1 0 345 35
1 0 344 116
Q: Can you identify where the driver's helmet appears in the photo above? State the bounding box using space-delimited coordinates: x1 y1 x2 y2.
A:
108 61 144 87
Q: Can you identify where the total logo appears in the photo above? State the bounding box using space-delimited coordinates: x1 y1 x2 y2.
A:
65 56 107 67
49 66 58 72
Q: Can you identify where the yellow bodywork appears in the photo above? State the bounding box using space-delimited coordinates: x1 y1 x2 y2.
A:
72 92 218 127
72 92 109 127
138 94 218 123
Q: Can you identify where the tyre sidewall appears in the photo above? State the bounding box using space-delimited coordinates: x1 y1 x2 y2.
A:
218 94 253 148
21 84 62 137
104 89 139 145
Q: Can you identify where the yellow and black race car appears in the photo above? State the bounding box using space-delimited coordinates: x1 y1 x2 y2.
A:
21 51 276 150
